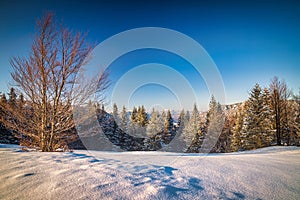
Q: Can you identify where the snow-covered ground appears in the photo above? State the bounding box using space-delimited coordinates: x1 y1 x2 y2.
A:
0 144 299 200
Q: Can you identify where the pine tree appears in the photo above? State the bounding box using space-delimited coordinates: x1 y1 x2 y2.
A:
286 99 300 145
174 109 188 152
261 88 275 146
216 110 232 153
241 83 264 150
117 105 129 146
202 96 224 153
112 103 119 123
146 108 163 137
230 103 245 152
131 107 138 123
162 110 174 144
120 106 129 133
185 111 190 124
137 105 148 127
184 104 201 152
128 106 140 138
177 109 185 127
8 87 17 108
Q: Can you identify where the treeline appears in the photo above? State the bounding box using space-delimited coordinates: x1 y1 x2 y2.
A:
96 76 300 152
0 76 299 152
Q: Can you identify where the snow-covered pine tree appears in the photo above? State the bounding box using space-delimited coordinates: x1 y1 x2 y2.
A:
202 96 224 153
230 103 245 152
112 103 119 125
162 109 174 144
117 106 129 146
215 108 232 153
144 108 163 150
286 99 300 145
261 87 275 146
146 108 163 137
241 83 264 150
120 106 129 133
184 103 201 152
175 109 186 150
137 105 148 127
128 106 141 138
134 106 147 137
177 109 185 128
131 106 138 123
185 110 190 124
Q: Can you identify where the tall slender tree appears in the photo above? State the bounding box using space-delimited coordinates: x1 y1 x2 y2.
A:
162 109 174 144
241 83 264 150
184 103 201 152
230 103 245 152
202 96 224 152
120 106 129 133
269 76 290 145
260 87 275 146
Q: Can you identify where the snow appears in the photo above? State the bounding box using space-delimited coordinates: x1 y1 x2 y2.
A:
0 144 300 199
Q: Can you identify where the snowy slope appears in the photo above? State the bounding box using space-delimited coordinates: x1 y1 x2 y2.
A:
0 144 299 200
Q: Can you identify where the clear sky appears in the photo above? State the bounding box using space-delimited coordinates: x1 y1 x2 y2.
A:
0 0 300 111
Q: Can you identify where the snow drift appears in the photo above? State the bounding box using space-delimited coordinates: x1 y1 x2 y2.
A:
0 144 299 199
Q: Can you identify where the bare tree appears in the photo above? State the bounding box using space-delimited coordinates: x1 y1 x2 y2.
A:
269 76 290 145
0 13 109 151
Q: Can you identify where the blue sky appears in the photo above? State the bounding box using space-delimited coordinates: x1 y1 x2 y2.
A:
0 0 300 111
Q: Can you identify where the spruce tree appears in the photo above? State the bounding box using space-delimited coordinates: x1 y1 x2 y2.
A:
184 104 200 152
8 87 17 108
120 106 129 133
286 100 300 145
146 108 163 137
112 103 119 123
202 96 224 153
230 103 245 152
128 106 140 137
137 105 148 127
177 109 185 127
261 88 275 146
185 111 190 124
163 110 174 144
241 83 264 150
175 109 188 151
131 107 138 123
